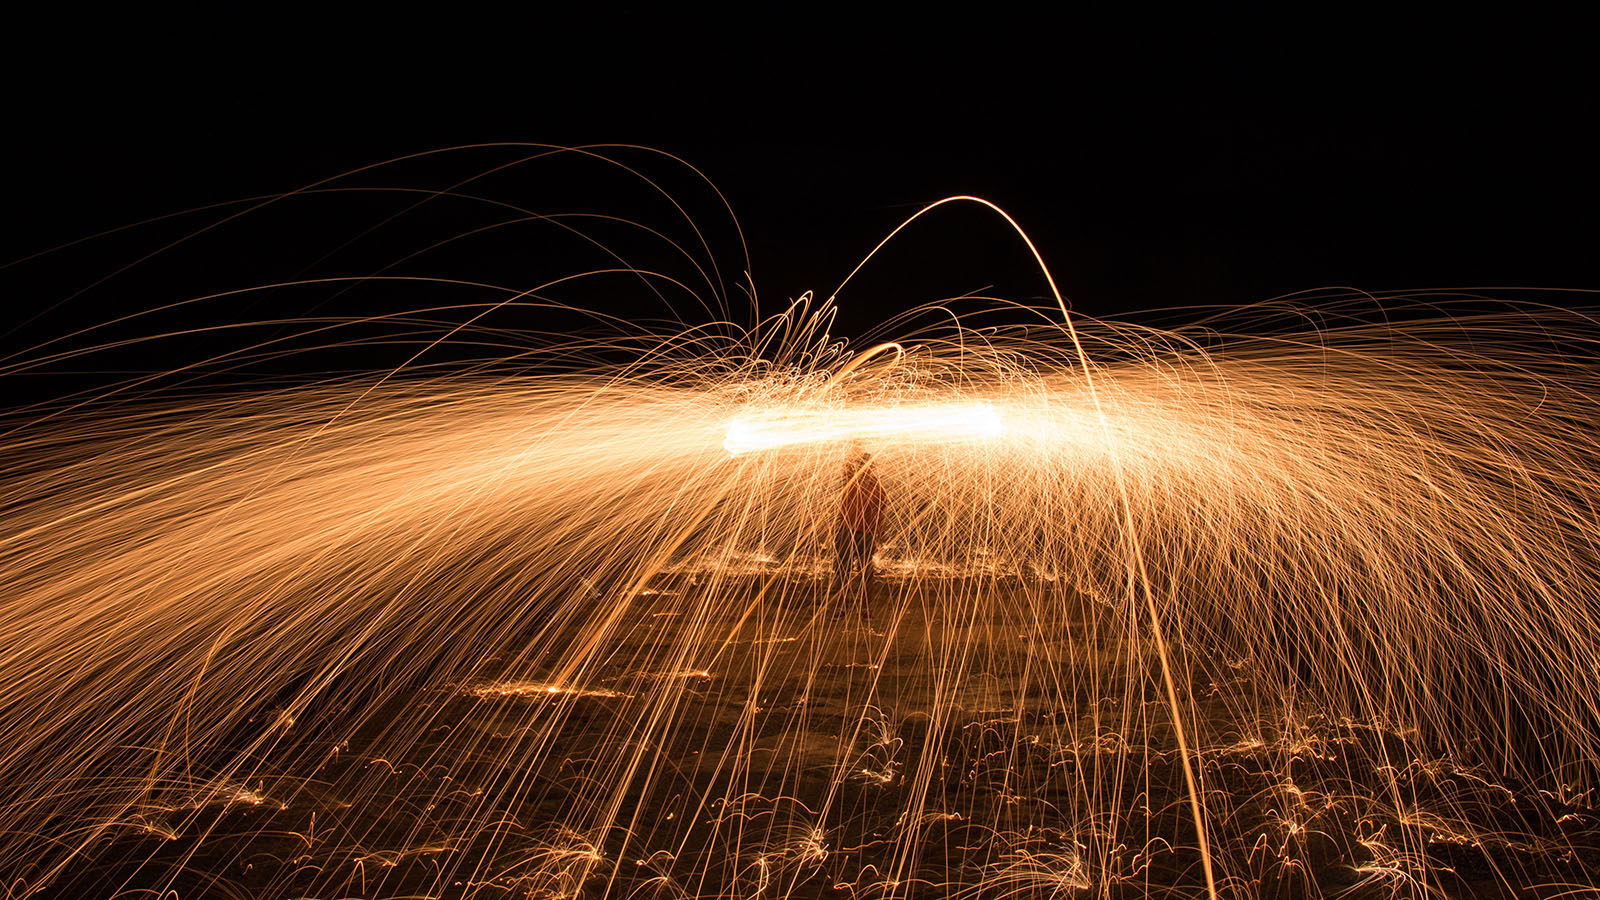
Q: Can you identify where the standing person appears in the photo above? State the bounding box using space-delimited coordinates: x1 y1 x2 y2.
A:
836 446 885 619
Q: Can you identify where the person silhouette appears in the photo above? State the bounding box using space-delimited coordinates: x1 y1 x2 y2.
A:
835 445 885 619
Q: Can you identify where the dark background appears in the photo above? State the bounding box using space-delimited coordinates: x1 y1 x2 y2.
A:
3 32 1594 402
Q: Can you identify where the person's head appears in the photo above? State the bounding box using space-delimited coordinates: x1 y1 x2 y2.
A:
844 441 872 469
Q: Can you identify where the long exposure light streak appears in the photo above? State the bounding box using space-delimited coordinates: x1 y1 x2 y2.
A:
723 401 1004 455
1 146 1598 898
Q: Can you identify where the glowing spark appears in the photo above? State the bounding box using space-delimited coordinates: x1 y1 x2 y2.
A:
1 146 1597 900
722 400 1004 454
469 681 624 700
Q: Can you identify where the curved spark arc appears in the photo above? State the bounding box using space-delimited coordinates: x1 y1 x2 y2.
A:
0 150 1599 898
833 195 1220 900
5 322 1600 897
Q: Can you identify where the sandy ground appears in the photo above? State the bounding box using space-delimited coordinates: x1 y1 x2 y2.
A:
59 573 1600 899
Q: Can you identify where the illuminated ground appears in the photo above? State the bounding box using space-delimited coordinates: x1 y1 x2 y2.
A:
5 143 1599 900
64 565 1600 900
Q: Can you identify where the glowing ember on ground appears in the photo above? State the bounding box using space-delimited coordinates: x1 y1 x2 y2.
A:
1 147 1598 899
469 681 625 700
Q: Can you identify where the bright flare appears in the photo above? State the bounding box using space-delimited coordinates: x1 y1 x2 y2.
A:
723 400 1004 455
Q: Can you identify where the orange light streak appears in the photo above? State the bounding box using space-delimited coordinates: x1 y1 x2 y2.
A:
0 146 1597 900
723 400 1004 455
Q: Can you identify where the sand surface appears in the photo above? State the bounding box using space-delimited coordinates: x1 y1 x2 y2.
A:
64 572 1600 899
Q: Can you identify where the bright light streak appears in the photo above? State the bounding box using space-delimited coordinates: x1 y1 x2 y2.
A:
5 142 1600 900
723 401 1004 455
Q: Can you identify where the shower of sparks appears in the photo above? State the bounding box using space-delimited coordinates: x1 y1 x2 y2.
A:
1 158 1599 899
4 312 1599 899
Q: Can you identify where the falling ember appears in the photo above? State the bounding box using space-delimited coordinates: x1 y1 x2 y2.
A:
468 681 625 700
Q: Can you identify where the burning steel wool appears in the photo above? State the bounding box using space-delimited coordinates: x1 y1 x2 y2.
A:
1 155 1599 898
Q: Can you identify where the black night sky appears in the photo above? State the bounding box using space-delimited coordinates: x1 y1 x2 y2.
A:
3 33 1595 402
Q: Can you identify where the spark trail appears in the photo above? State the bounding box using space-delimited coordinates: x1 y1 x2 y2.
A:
3 307 1600 898
1 149 1599 898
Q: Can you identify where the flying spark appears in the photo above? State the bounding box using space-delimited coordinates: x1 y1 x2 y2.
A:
0 146 1597 899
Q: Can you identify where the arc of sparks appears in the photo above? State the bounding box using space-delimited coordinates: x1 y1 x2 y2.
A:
827 194 1220 900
